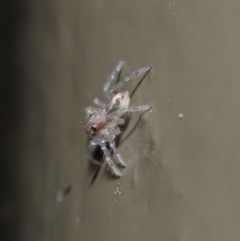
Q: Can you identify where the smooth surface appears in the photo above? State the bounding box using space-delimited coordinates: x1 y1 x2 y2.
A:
3 0 240 240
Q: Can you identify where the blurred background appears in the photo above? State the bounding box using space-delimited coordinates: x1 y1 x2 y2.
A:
2 0 240 240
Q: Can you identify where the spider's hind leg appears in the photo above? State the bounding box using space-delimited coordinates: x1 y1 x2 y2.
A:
109 65 152 94
109 104 152 117
103 61 125 100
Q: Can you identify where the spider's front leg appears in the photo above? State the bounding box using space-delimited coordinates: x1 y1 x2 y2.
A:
100 142 122 177
105 127 126 167
110 143 126 167
103 61 125 100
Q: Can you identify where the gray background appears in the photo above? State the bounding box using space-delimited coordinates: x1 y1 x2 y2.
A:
2 0 240 240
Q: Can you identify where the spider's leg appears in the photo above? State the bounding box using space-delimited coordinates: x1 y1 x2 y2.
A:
100 142 122 177
93 98 106 109
111 116 125 125
103 61 125 100
109 65 152 93
110 144 126 167
109 104 152 117
105 128 126 167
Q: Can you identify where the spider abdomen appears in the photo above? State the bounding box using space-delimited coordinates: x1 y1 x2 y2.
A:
107 91 130 115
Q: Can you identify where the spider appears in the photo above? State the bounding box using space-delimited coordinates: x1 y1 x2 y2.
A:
85 61 152 177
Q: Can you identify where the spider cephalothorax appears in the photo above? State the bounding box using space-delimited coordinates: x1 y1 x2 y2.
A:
85 61 152 177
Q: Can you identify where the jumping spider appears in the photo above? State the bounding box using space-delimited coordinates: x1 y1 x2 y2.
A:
85 61 152 177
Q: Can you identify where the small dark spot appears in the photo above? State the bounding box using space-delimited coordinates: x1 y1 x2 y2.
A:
56 185 72 203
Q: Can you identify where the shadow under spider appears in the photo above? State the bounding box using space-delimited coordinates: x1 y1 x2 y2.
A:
89 66 151 185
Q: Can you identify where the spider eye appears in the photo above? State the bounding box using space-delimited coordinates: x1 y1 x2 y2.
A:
91 125 97 131
87 125 98 138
